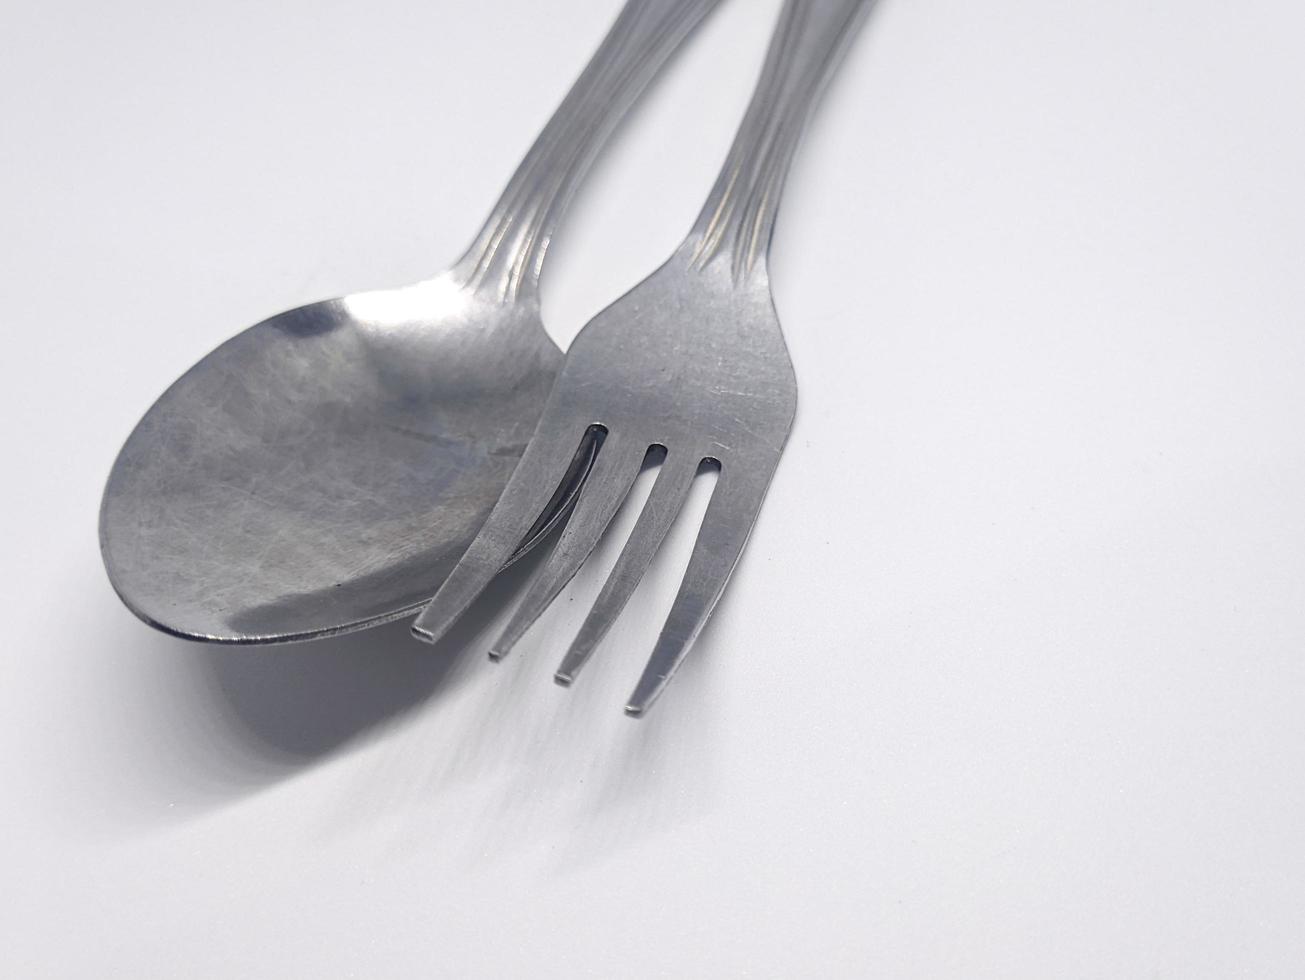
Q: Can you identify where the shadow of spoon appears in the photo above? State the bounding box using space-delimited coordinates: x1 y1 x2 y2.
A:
77 544 547 835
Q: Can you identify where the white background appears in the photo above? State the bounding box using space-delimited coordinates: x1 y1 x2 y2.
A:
3 0 1304 976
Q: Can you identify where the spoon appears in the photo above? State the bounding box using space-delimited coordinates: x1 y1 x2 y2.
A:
99 0 721 643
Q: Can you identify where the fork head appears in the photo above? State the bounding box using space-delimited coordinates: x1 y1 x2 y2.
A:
410 251 797 715
550 250 797 470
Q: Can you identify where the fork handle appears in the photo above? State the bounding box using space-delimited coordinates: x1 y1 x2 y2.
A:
684 0 873 283
456 0 721 303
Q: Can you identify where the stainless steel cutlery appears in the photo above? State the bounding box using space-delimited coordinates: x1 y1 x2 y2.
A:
101 0 874 715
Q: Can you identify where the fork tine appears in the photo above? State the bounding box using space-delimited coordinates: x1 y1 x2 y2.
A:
488 436 646 661
624 466 772 717
411 424 594 646
554 450 699 686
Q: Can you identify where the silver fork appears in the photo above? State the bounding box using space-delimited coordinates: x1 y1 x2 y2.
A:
412 0 875 716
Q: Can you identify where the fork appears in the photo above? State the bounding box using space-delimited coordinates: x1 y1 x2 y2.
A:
412 0 875 715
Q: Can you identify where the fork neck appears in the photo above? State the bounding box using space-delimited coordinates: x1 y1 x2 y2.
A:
453 0 720 307
680 0 873 287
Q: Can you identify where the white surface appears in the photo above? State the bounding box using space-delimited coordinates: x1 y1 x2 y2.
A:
3 0 1304 976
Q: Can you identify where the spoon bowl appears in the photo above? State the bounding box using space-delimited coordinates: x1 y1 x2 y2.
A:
101 275 564 641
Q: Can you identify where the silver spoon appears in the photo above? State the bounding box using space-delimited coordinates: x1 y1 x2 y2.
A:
99 0 721 643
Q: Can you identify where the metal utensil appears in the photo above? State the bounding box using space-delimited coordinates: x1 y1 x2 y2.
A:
411 0 874 715
99 0 721 643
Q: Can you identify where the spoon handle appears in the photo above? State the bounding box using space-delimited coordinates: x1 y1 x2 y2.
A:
456 0 721 303
684 0 873 284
